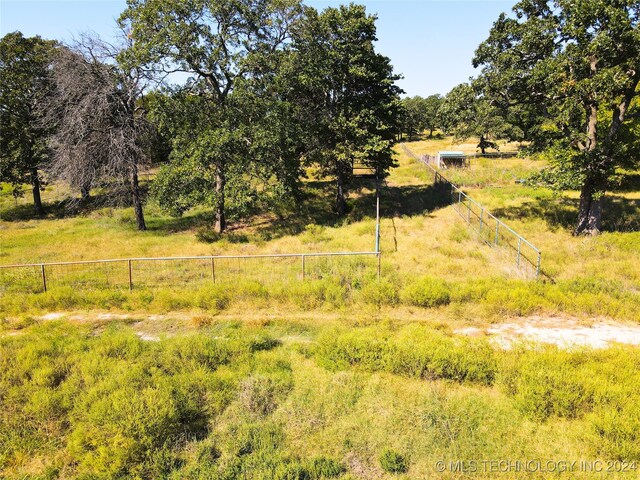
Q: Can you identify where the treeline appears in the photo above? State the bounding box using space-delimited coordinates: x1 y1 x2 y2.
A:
0 1 402 232
402 0 640 235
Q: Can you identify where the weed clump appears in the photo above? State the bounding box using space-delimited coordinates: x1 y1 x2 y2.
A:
316 325 497 385
379 449 408 473
401 277 451 308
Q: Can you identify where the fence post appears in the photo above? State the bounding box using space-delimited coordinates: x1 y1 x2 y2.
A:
494 221 499 246
41 264 47 293
516 238 522 268
301 255 305 281
128 260 133 291
377 252 381 280
536 252 541 279
467 199 471 223
479 207 484 234
210 257 216 284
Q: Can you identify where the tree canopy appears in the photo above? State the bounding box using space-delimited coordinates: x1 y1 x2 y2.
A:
119 0 304 232
0 32 56 215
289 4 402 215
474 0 640 234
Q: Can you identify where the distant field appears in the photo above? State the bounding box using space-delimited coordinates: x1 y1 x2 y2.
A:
1 135 640 479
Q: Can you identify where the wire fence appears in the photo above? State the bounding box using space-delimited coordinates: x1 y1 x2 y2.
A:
0 252 381 294
402 145 542 278
466 151 519 159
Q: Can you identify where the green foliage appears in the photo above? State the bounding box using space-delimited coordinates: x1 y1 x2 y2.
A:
401 277 451 308
289 3 402 214
122 0 305 232
0 322 273 477
500 346 640 426
316 325 497 385
358 279 399 306
439 81 516 153
400 95 443 139
474 0 640 231
379 449 408 474
0 32 56 214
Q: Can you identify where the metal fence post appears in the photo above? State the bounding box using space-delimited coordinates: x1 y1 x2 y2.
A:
536 252 541 279
377 252 381 280
210 257 216 284
41 264 47 293
479 208 484 234
467 199 471 223
128 260 133 291
301 255 305 281
516 238 522 268
494 221 499 246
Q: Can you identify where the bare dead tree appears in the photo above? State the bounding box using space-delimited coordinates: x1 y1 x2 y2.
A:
43 33 153 230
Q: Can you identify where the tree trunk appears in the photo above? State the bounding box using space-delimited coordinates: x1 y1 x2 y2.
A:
479 135 486 154
215 169 226 233
335 171 346 216
130 166 146 231
575 99 601 235
575 181 602 235
429 127 434 138
30 168 44 216
80 184 91 202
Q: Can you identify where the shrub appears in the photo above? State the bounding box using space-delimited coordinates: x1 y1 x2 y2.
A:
588 402 640 461
358 279 399 306
249 335 282 353
306 457 346 478
195 286 230 311
239 375 284 417
379 449 408 474
316 326 497 385
401 277 450 308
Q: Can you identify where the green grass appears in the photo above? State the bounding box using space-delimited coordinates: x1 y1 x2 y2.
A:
2 319 640 479
1 135 640 478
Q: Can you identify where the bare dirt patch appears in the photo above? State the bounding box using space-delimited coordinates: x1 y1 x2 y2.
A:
456 316 640 349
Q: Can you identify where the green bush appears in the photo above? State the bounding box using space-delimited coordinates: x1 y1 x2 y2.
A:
316 325 497 385
239 374 291 417
358 279 399 306
195 285 230 310
589 401 640 461
499 346 640 422
379 449 408 474
401 277 450 308
306 457 346 478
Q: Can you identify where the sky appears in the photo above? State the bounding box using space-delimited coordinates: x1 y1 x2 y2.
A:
0 0 515 97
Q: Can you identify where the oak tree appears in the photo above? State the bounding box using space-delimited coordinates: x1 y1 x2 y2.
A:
0 32 56 215
474 0 640 234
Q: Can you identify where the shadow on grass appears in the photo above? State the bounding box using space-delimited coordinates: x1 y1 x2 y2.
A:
0 190 139 222
245 178 454 241
492 194 640 232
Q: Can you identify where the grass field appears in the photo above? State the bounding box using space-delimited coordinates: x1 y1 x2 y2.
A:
1 136 640 479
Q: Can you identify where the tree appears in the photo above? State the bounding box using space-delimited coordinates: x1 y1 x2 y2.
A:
119 0 303 233
290 4 402 215
438 81 514 154
423 94 444 137
473 0 640 234
43 36 152 230
0 32 56 215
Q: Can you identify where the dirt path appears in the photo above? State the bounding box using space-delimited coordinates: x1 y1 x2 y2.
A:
456 316 640 349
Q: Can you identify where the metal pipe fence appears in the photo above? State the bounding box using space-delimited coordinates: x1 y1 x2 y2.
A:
0 252 381 294
402 145 542 278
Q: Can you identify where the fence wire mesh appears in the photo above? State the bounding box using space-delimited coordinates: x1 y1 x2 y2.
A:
402 145 542 278
0 252 380 294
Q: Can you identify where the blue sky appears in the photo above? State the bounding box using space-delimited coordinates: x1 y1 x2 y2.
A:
0 0 514 97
